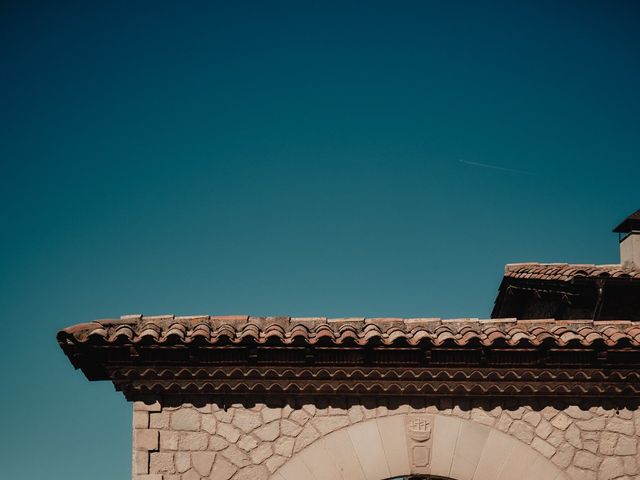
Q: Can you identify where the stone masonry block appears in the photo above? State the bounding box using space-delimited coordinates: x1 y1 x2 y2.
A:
531 437 556 458
607 417 635 436
221 444 251 468
160 430 179 450
134 401 162 412
134 429 159 451
178 432 208 450
133 450 149 474
201 414 216 434
175 452 191 473
274 437 294 458
209 436 230 451
217 423 241 443
134 411 149 429
249 443 273 464
550 413 571 431
211 456 237 480
233 409 262 433
170 409 200 431
192 451 216 476
615 436 637 456
574 450 601 471
150 452 175 474
262 408 282 424
150 411 171 429
599 457 624 480
255 421 280 441
183 470 200 480
238 436 258 451
234 465 268 480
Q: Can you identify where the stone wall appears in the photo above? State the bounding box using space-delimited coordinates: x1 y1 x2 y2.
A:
132 398 640 480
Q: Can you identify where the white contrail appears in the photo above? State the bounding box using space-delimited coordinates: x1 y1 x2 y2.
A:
458 159 535 176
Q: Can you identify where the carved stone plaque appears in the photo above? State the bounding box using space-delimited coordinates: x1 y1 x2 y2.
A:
406 414 434 474
407 416 432 442
412 446 430 467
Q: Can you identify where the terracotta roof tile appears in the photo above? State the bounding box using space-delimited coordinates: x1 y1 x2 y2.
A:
504 263 640 281
57 315 640 349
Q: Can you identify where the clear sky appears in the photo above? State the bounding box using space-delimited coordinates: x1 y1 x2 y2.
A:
1 1 639 478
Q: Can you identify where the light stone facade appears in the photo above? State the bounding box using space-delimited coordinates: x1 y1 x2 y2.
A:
132 398 640 480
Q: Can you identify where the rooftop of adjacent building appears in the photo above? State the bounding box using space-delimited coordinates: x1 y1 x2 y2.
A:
613 208 640 233
491 210 640 320
503 262 640 282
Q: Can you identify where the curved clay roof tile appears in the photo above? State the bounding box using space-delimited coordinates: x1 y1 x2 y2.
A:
213 324 237 339
57 315 640 349
458 330 483 345
533 331 555 343
508 331 532 346
433 331 456 346
557 331 584 346
107 327 134 343
286 324 312 339
386 329 409 343
136 327 161 343
335 323 362 335
625 326 640 336
405 330 433 346
262 323 287 335
189 326 212 342
362 323 384 335
83 329 108 343
361 328 384 343
581 332 604 345
333 329 360 345
483 330 507 345
310 329 336 343
605 332 630 345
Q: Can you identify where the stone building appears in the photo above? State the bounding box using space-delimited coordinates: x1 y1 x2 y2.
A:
58 211 640 480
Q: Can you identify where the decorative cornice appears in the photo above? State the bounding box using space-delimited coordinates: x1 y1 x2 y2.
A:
57 315 640 399
107 365 640 399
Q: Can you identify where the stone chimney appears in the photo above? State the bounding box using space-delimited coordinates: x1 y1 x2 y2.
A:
613 209 640 270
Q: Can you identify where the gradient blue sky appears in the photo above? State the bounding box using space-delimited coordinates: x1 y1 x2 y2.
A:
1 1 639 478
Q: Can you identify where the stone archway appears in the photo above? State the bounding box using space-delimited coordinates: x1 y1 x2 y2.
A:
270 414 568 480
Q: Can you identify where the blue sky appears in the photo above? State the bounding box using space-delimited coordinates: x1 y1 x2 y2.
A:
1 1 639 478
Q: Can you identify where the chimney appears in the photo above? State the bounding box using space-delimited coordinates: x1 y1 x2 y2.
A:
613 209 640 270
